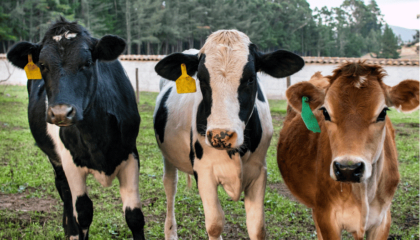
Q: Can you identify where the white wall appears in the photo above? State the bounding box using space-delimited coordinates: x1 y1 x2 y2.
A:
1 60 419 99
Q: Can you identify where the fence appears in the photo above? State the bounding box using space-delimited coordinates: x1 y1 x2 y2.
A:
1 54 419 99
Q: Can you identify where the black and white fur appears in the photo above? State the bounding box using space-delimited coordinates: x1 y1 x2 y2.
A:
153 30 304 240
7 17 145 240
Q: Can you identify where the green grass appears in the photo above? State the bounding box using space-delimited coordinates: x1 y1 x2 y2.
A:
0 85 418 239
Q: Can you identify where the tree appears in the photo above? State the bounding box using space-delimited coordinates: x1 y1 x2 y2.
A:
0 0 404 57
378 24 399 59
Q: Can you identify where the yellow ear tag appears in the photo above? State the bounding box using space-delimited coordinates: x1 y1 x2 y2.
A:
24 54 42 80
175 63 196 94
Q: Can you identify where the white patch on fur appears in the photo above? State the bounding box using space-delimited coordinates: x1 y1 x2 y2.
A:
53 35 63 42
89 167 120 187
82 229 88 240
199 30 251 148
355 75 368 88
45 96 62 166
46 105 88 222
52 31 77 42
117 154 141 211
65 32 77 39
395 104 419 113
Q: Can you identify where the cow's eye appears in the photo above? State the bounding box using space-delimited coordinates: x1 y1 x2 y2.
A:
376 107 389 122
247 77 255 85
319 107 331 121
81 61 92 70
39 63 48 71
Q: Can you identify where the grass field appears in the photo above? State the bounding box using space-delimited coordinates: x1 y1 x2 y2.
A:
0 85 418 240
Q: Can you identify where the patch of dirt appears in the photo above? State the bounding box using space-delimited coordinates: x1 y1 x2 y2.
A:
395 122 419 128
139 103 154 112
0 212 53 231
0 189 59 213
404 214 419 228
388 235 402 240
0 121 26 130
268 182 297 202
397 131 410 137
223 219 249 240
142 197 158 208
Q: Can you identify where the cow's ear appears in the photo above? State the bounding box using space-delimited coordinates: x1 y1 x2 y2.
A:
7 42 41 69
286 81 325 113
255 49 304 78
385 80 419 112
92 35 126 61
155 53 199 81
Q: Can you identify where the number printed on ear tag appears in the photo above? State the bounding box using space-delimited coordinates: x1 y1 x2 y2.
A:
24 54 42 80
176 63 196 94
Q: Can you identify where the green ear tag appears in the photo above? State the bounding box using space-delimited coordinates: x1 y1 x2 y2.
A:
301 96 321 133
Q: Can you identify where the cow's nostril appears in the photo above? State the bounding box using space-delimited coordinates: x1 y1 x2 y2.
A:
207 129 237 149
67 107 74 118
354 162 364 175
48 104 76 126
333 160 365 182
333 161 341 176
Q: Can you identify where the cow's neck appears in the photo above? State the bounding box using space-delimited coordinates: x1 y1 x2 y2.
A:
350 150 385 230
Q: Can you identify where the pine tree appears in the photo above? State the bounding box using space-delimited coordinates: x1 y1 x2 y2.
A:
379 24 399 59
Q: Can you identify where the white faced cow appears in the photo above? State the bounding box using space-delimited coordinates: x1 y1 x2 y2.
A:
7 17 145 240
153 30 304 240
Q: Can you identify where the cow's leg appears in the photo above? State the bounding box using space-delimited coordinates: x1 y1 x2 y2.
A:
313 208 341 240
244 167 267 240
163 157 178 240
366 209 391 240
51 160 80 238
312 209 324 240
61 150 92 240
198 172 224 240
117 153 145 240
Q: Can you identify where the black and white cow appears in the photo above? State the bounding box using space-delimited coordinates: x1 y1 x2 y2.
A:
7 17 145 240
153 30 304 240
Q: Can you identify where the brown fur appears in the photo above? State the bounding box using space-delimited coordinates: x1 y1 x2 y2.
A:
386 79 420 112
286 81 325 113
256 226 266 240
278 62 418 239
309 71 330 91
207 223 223 237
327 61 387 88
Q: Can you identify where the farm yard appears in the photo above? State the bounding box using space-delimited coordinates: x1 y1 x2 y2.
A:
0 85 418 240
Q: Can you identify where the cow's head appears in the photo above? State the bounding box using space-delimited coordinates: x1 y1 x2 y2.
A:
155 30 304 150
7 17 126 126
287 63 419 183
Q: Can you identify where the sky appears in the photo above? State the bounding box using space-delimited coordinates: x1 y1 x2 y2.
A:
306 0 420 30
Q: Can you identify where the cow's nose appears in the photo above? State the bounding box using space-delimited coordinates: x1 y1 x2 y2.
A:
207 129 237 150
47 104 76 126
333 161 364 183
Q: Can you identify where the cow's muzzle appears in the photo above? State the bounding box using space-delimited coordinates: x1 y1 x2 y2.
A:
207 129 237 150
47 104 76 126
332 161 365 183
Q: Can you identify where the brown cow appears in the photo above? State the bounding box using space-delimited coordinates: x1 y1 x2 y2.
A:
277 62 419 240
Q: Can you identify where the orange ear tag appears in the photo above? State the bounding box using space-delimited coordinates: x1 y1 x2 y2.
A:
175 63 196 94
24 54 42 80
